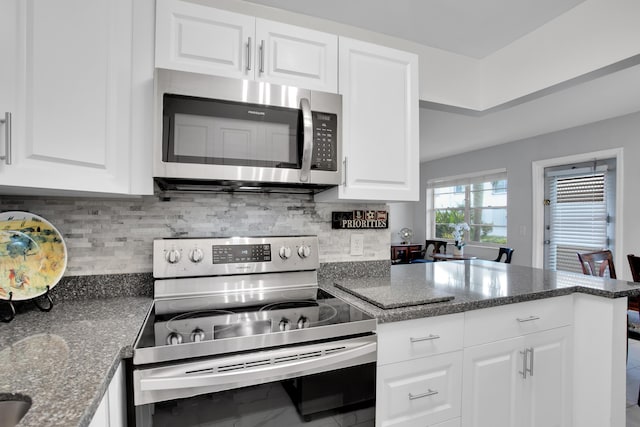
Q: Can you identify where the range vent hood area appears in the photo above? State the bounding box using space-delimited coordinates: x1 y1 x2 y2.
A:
154 178 334 196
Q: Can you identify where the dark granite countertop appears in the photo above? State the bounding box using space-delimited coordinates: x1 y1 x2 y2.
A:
321 260 640 323
2 260 639 426
0 296 152 427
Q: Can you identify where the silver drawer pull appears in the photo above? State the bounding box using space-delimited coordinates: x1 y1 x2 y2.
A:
0 112 12 165
516 316 540 323
408 389 438 400
410 334 440 343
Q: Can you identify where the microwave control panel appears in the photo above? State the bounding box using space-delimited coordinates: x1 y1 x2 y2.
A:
311 112 338 171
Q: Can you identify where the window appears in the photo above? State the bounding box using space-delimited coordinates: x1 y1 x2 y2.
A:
428 171 508 246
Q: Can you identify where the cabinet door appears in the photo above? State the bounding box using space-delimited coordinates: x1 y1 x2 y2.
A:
88 362 125 427
461 336 526 427
0 0 144 194
0 2 17 161
255 19 337 92
88 393 109 427
155 0 254 79
523 327 572 427
377 352 462 427
322 37 419 202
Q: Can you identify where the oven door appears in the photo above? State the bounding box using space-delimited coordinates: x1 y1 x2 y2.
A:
133 335 376 426
133 335 375 405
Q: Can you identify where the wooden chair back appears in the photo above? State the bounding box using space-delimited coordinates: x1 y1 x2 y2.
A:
577 250 616 278
627 254 640 313
494 247 514 263
424 240 447 258
628 254 640 282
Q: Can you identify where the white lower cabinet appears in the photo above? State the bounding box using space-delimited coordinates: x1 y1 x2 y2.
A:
377 352 462 427
89 362 126 427
376 314 464 427
376 298 574 427
461 326 572 427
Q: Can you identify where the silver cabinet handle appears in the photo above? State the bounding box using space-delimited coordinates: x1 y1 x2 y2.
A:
410 334 440 343
519 349 528 379
246 37 252 71
259 40 265 73
298 98 313 183
0 112 12 165
408 389 438 400
342 157 347 186
516 315 540 323
526 347 534 377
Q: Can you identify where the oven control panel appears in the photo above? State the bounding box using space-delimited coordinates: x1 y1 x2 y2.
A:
153 236 319 278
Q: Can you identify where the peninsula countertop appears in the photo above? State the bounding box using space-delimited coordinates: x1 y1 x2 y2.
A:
0 296 152 427
320 260 640 323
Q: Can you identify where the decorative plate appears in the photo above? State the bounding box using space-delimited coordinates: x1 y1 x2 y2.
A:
0 211 67 301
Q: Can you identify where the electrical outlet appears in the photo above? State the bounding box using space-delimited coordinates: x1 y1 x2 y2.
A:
350 233 364 256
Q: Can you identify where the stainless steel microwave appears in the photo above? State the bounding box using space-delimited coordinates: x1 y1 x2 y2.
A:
153 69 342 193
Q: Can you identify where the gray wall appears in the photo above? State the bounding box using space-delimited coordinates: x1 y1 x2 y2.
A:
0 193 389 276
416 110 640 275
388 203 416 244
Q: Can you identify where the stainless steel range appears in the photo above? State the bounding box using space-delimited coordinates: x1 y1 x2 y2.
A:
132 236 376 425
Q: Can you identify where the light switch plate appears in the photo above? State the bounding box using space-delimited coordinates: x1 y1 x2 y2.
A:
350 233 364 256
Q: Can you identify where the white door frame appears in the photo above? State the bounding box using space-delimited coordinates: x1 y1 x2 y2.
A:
531 148 624 270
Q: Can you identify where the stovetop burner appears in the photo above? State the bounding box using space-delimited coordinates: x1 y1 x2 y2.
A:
150 290 355 348
133 236 376 366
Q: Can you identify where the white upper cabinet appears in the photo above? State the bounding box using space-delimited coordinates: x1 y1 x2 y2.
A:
315 37 419 202
155 0 338 93
155 0 254 80
254 19 337 92
0 0 153 195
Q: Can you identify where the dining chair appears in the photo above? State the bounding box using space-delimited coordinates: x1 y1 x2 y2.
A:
410 240 447 263
627 254 640 406
493 247 514 264
627 254 640 313
577 249 617 278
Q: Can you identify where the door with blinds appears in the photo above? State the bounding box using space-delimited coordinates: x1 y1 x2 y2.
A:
543 159 616 273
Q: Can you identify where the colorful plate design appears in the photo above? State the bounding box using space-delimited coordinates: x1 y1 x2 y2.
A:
0 211 67 301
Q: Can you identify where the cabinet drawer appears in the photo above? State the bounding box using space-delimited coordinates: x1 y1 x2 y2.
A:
377 351 462 427
464 295 572 347
378 313 464 365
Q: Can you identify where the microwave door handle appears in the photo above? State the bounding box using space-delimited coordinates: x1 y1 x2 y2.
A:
299 98 313 183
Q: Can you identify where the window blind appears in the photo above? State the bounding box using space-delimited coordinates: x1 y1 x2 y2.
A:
545 172 608 273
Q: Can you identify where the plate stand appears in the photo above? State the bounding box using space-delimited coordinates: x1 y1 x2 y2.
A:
1 286 54 323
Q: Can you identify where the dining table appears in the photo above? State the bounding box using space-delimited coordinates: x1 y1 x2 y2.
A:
431 253 478 261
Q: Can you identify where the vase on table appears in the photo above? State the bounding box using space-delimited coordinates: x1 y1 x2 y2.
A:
453 246 464 257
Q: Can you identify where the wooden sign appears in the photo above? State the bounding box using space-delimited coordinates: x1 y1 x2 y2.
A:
331 210 388 229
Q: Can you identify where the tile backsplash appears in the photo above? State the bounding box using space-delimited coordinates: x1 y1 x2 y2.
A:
0 193 390 276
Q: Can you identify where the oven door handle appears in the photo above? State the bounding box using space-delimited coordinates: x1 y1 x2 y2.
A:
138 339 375 392
299 97 313 183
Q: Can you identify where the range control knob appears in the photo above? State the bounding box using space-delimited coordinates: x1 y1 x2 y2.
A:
189 248 204 263
166 332 183 345
279 318 291 331
165 249 181 264
297 316 310 329
190 328 206 342
279 246 292 260
297 245 311 259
